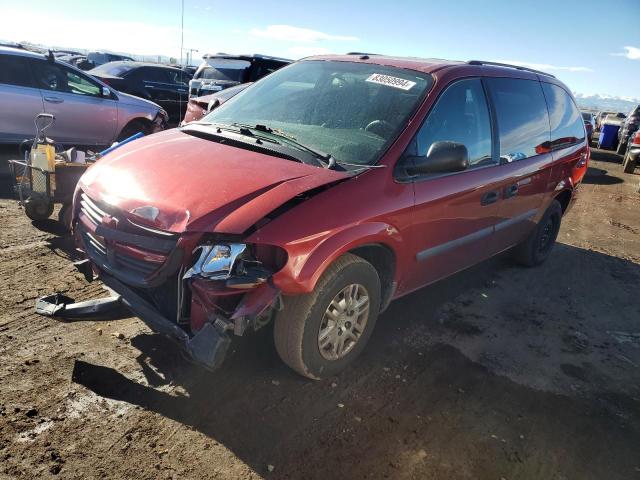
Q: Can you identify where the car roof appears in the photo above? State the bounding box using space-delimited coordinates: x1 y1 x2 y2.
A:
96 61 187 71
201 53 293 63
0 45 46 59
302 54 560 81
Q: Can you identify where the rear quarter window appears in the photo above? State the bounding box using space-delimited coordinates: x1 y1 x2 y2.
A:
542 83 585 149
486 78 550 162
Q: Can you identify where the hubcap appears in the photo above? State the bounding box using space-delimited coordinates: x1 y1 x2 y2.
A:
318 283 370 361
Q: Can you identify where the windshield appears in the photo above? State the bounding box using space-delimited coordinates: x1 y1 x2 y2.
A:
202 60 433 165
198 66 246 82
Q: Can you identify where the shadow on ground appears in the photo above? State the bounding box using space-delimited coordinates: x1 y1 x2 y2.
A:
590 147 624 165
72 243 640 479
582 166 624 185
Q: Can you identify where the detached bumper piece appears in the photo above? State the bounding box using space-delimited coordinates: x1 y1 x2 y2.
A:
35 273 231 371
35 293 124 319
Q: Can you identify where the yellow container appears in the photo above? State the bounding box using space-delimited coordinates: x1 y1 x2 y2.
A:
30 144 56 192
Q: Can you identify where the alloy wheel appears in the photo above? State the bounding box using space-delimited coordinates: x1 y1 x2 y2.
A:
318 284 370 360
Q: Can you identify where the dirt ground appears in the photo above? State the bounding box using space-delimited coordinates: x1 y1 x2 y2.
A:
0 148 639 480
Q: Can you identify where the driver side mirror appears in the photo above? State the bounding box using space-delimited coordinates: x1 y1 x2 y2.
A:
207 99 221 112
101 86 112 97
404 141 469 176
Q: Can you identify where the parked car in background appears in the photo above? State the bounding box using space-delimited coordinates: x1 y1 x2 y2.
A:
595 111 624 130
581 111 595 142
622 129 640 173
604 112 626 125
181 82 251 124
189 53 291 97
0 46 167 146
58 54 94 71
616 104 640 155
86 51 134 68
52 50 83 58
89 62 192 123
70 56 588 379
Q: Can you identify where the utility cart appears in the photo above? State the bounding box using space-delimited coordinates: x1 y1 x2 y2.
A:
9 113 144 230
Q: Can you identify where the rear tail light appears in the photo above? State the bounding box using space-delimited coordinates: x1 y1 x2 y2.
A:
632 131 640 145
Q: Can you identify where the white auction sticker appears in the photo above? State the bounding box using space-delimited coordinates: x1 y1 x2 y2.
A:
366 73 416 91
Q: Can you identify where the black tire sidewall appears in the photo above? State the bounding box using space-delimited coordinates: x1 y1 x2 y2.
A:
531 202 562 265
617 141 627 155
117 120 147 142
300 261 381 378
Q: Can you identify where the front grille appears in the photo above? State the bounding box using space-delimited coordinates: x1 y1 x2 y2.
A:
77 192 179 287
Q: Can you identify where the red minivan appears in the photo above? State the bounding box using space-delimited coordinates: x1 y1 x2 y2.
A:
68 55 588 379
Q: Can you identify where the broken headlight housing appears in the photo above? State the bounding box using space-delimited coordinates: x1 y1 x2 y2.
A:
184 243 273 289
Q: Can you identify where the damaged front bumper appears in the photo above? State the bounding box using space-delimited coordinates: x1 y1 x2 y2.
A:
36 263 281 370
37 190 283 370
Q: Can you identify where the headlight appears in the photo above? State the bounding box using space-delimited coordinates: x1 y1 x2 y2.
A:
184 243 247 280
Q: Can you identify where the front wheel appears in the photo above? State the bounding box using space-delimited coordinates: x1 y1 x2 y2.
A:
274 253 381 379
116 120 149 142
512 200 562 267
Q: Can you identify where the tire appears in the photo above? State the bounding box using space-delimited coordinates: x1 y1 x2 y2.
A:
116 120 148 142
58 203 72 231
512 200 563 267
623 151 637 174
274 253 381 380
616 141 627 156
24 194 54 221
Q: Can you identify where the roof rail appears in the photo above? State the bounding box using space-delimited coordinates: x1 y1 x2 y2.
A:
346 52 379 56
467 60 556 78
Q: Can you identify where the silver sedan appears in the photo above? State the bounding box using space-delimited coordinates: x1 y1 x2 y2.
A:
0 46 167 146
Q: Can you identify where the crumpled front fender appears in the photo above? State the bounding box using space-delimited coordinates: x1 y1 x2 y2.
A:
253 221 404 295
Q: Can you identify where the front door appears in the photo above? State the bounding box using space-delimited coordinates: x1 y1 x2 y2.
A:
131 67 189 123
399 78 502 293
484 77 553 253
29 59 118 146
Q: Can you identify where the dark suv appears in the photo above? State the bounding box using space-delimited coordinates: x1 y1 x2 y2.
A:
69 55 588 379
188 53 291 97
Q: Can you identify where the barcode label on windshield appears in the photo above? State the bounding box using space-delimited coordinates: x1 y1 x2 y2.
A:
366 73 416 91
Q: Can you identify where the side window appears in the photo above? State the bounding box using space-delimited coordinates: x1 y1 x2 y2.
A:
142 68 171 83
413 78 493 168
486 78 550 162
0 55 34 87
542 83 586 149
31 61 101 97
166 70 188 85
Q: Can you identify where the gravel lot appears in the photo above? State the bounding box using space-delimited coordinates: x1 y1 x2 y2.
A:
0 148 639 480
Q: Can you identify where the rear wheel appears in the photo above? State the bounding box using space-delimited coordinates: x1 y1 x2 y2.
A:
512 200 562 267
623 151 637 173
274 253 381 379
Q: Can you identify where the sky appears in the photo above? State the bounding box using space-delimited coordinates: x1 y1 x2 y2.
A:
1 0 639 99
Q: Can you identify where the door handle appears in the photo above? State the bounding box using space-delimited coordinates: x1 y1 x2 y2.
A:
44 96 64 104
504 184 519 199
481 191 499 206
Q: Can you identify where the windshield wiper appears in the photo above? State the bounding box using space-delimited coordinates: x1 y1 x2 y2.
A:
231 123 335 168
